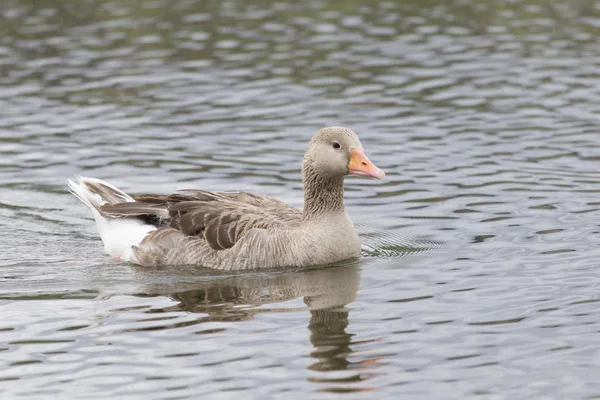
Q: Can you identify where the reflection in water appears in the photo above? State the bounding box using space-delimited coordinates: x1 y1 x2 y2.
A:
307 307 352 372
136 265 374 389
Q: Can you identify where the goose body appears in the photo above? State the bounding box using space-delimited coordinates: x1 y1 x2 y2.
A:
68 127 384 270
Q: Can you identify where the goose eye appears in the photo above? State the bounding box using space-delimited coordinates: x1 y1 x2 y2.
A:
332 142 341 149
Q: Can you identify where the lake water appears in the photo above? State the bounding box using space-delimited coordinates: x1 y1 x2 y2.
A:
2 0 600 398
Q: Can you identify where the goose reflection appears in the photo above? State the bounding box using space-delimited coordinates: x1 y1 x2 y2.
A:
136 264 363 376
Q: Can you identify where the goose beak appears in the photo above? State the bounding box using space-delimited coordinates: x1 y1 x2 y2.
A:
348 148 385 179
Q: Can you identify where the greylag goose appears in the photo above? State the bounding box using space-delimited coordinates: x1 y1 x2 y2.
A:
68 126 384 270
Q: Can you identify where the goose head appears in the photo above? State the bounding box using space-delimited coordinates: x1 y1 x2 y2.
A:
303 126 385 180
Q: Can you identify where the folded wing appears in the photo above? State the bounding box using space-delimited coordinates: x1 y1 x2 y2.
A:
99 190 302 251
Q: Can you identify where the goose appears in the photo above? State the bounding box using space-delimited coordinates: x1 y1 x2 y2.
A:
68 126 385 270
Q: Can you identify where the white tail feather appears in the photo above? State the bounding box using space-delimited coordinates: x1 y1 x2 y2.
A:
68 176 157 263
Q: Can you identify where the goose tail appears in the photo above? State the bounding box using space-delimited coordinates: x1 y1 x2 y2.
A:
67 176 156 262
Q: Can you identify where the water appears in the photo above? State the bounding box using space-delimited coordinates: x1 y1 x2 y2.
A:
2 0 600 398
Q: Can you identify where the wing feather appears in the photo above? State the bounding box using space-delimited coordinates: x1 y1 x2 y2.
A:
99 189 301 251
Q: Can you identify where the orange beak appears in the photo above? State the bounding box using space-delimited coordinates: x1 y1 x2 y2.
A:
348 148 385 179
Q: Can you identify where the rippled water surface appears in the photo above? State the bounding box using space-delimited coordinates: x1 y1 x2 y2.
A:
3 0 600 398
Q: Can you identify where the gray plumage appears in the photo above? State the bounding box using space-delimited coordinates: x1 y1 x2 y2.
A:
68 126 384 270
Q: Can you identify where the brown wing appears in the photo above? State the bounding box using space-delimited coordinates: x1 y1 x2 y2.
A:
99 190 302 251
168 190 301 250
